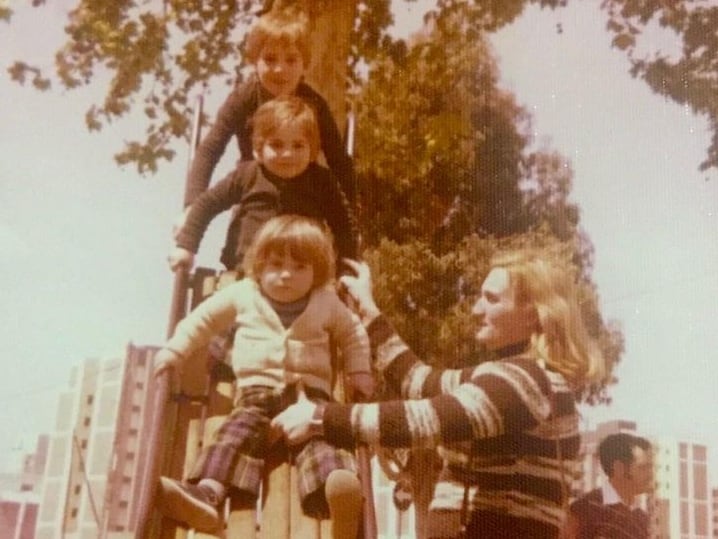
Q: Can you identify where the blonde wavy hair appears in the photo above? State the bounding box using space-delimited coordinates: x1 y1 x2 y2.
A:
491 249 605 390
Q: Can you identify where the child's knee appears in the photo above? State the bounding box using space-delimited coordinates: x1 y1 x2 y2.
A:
326 470 362 539
325 469 362 504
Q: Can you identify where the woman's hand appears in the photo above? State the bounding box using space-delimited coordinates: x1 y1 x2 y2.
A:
339 259 381 323
271 383 322 446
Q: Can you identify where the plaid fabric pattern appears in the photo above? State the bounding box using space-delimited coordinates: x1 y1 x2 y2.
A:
188 384 356 518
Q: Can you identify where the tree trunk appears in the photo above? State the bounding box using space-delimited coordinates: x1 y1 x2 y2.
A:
275 0 358 131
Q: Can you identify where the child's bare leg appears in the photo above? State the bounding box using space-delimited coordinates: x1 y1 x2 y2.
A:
325 469 362 539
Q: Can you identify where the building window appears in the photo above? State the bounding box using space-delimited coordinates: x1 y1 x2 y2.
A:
695 503 708 535
680 462 688 498
694 463 708 500
74 485 81 495
83 416 91 427
87 395 94 405
693 445 707 461
81 439 88 449
71 507 78 518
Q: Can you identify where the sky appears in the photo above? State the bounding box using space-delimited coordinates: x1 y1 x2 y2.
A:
1 1 717 481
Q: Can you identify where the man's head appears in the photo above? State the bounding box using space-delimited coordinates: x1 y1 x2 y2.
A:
598 433 653 496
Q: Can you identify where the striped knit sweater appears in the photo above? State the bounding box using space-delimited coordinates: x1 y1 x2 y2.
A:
323 315 581 536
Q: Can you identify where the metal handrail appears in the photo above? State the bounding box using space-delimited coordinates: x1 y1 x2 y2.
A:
134 95 203 538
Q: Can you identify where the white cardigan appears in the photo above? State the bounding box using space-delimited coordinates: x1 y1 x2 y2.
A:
166 278 370 395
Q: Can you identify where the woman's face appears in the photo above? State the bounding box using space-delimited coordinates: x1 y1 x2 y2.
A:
472 268 537 350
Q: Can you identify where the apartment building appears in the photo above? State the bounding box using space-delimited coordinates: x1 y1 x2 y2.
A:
0 434 48 539
651 438 710 539
33 344 157 539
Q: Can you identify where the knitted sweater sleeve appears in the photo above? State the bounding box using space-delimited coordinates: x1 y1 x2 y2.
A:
184 85 247 205
323 315 553 450
317 167 360 261
327 293 371 376
164 283 240 358
298 83 356 204
176 167 245 253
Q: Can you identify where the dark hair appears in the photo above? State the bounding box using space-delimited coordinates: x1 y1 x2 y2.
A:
251 95 320 161
598 433 651 476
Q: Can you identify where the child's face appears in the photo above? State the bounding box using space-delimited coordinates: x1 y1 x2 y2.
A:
256 41 306 97
259 250 314 304
255 121 312 179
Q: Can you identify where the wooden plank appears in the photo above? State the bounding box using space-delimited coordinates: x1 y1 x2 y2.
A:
289 461 321 539
260 458 291 538
226 492 257 538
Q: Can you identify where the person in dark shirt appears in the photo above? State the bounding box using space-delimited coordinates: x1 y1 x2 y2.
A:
181 6 355 208
561 432 653 539
169 96 358 273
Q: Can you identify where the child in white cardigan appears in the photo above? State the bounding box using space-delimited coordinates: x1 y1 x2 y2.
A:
154 215 372 537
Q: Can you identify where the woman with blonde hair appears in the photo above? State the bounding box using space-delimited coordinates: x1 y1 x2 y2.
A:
272 248 606 538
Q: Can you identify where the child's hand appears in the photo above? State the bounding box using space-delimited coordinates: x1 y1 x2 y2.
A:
153 348 182 378
167 247 195 271
346 372 375 402
172 208 190 240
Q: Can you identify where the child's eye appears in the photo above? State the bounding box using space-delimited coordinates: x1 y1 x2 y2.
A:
266 255 283 267
292 141 307 150
263 54 277 64
285 55 298 65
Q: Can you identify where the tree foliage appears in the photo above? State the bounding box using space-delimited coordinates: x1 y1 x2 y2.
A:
600 0 718 172
4 0 623 401
6 0 717 173
353 5 620 407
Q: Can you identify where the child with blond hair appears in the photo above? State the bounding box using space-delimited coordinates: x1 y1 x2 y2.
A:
155 215 372 536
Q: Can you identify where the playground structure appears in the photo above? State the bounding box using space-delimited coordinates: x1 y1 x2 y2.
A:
132 96 377 539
